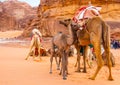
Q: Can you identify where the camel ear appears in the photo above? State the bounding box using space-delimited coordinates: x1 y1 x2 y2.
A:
59 21 62 24
68 19 71 21
59 21 67 27
64 18 71 22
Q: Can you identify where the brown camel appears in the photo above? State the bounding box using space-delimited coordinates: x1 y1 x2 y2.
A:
49 31 74 80
74 46 94 69
60 17 113 80
102 51 115 67
60 19 89 73
49 18 79 80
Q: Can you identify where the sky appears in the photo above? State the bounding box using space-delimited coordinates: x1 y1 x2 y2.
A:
0 0 40 7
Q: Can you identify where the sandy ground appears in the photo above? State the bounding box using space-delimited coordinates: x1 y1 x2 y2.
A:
0 44 120 85
0 3 120 84
0 31 23 38
0 31 120 85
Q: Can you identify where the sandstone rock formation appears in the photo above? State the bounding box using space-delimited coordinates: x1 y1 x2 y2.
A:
22 0 120 39
0 0 37 31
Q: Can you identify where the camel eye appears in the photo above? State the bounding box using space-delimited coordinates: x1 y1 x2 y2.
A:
64 20 67 21
68 19 71 21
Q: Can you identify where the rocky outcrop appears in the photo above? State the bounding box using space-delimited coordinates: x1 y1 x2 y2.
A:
0 4 16 31
0 0 37 31
22 0 120 39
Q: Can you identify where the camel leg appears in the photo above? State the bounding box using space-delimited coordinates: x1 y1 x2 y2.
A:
58 56 61 70
103 46 113 80
89 43 104 80
76 54 81 72
58 53 62 74
55 55 60 70
66 55 68 75
59 55 68 76
25 45 33 60
74 61 77 67
62 50 67 80
110 53 115 67
50 53 54 74
59 60 62 75
86 58 91 68
106 50 113 80
82 46 88 73
86 46 92 68
25 52 30 60
65 53 68 79
65 49 69 75
59 50 69 76
76 47 81 72
32 48 36 60
37 46 42 61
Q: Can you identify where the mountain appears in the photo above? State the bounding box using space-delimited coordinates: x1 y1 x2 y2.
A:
0 0 37 31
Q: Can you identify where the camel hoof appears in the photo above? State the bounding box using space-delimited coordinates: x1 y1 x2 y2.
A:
34 59 42 62
82 70 87 73
63 77 67 80
74 65 77 67
108 77 114 81
59 72 61 75
49 71 52 74
75 70 81 72
67 73 70 75
89 77 95 80
57 67 60 70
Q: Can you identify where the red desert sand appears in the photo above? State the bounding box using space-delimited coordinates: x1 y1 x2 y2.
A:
0 31 120 85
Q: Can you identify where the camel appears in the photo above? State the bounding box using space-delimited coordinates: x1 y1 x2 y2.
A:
60 19 89 73
60 17 113 80
74 46 94 69
29 47 47 56
49 22 75 80
50 19 84 79
102 51 115 67
49 41 74 71
25 29 42 61
49 41 61 71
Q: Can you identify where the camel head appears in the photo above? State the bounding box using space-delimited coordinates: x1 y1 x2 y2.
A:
70 21 80 31
32 28 42 37
77 18 88 27
59 19 80 30
59 19 71 27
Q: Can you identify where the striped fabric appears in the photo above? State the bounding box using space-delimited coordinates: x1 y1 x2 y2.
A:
73 6 101 23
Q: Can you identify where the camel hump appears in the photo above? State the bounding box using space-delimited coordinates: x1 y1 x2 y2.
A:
92 16 102 22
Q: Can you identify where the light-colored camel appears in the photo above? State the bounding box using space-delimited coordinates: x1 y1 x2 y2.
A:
60 17 113 80
25 29 42 61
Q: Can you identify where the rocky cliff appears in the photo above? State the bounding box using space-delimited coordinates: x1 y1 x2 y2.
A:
0 0 37 31
22 0 120 39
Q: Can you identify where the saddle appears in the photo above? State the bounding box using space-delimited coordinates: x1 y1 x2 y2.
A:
30 47 47 56
35 47 38 56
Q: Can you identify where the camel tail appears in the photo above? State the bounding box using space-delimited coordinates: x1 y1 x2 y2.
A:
102 20 110 49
